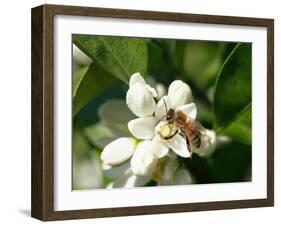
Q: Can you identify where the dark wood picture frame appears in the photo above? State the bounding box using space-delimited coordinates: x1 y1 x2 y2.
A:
31 4 274 221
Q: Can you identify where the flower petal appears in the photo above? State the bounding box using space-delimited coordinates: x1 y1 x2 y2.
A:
130 140 158 176
98 99 135 125
107 168 151 188
155 84 166 99
176 103 197 120
126 83 156 117
168 80 192 108
146 77 166 99
102 161 130 180
121 174 151 188
157 158 178 185
151 136 169 158
73 44 92 65
173 169 192 185
167 134 191 158
129 72 146 87
101 137 136 166
155 96 172 120
145 84 158 97
128 117 156 139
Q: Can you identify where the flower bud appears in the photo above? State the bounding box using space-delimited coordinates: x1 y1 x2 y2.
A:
168 80 192 108
101 137 136 166
131 141 158 176
126 82 157 117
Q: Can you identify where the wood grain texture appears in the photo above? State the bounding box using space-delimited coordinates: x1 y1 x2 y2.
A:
31 4 274 221
31 5 44 220
267 19 274 206
31 5 54 220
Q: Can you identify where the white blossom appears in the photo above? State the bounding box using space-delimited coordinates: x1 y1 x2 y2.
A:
128 79 196 159
103 151 193 188
100 73 217 188
126 73 157 117
130 140 158 176
128 116 156 140
101 139 158 178
106 167 151 188
101 137 136 165
167 80 192 108
153 153 193 185
146 76 167 99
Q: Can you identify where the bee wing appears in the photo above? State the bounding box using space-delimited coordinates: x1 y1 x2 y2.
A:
188 118 206 135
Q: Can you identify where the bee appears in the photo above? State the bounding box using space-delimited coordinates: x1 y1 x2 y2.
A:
159 100 205 157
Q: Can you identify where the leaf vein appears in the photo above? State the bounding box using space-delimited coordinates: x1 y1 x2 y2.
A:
216 102 251 134
98 37 131 77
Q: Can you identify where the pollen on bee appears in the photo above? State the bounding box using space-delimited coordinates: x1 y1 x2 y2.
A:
160 124 172 137
155 121 176 140
155 121 177 140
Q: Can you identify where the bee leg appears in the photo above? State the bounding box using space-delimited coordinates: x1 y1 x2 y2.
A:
185 136 192 159
180 128 192 157
163 130 178 140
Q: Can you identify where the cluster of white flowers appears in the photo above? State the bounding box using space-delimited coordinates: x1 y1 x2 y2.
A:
100 73 216 188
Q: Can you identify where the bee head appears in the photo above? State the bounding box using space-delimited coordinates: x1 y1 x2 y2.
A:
165 109 174 122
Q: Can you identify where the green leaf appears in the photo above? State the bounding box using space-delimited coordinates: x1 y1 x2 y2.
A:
146 40 174 82
182 155 215 184
214 43 252 144
196 100 213 128
209 141 251 182
73 35 148 84
176 40 225 90
72 128 92 159
73 66 89 98
73 63 116 116
182 140 251 183
222 104 251 145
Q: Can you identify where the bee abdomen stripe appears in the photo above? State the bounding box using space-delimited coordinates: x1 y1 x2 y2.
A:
193 137 201 146
193 136 200 142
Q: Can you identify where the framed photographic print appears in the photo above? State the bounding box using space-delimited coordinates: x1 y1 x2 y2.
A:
31 4 274 221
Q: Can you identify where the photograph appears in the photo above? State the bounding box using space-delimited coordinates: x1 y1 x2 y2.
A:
72 34 252 190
